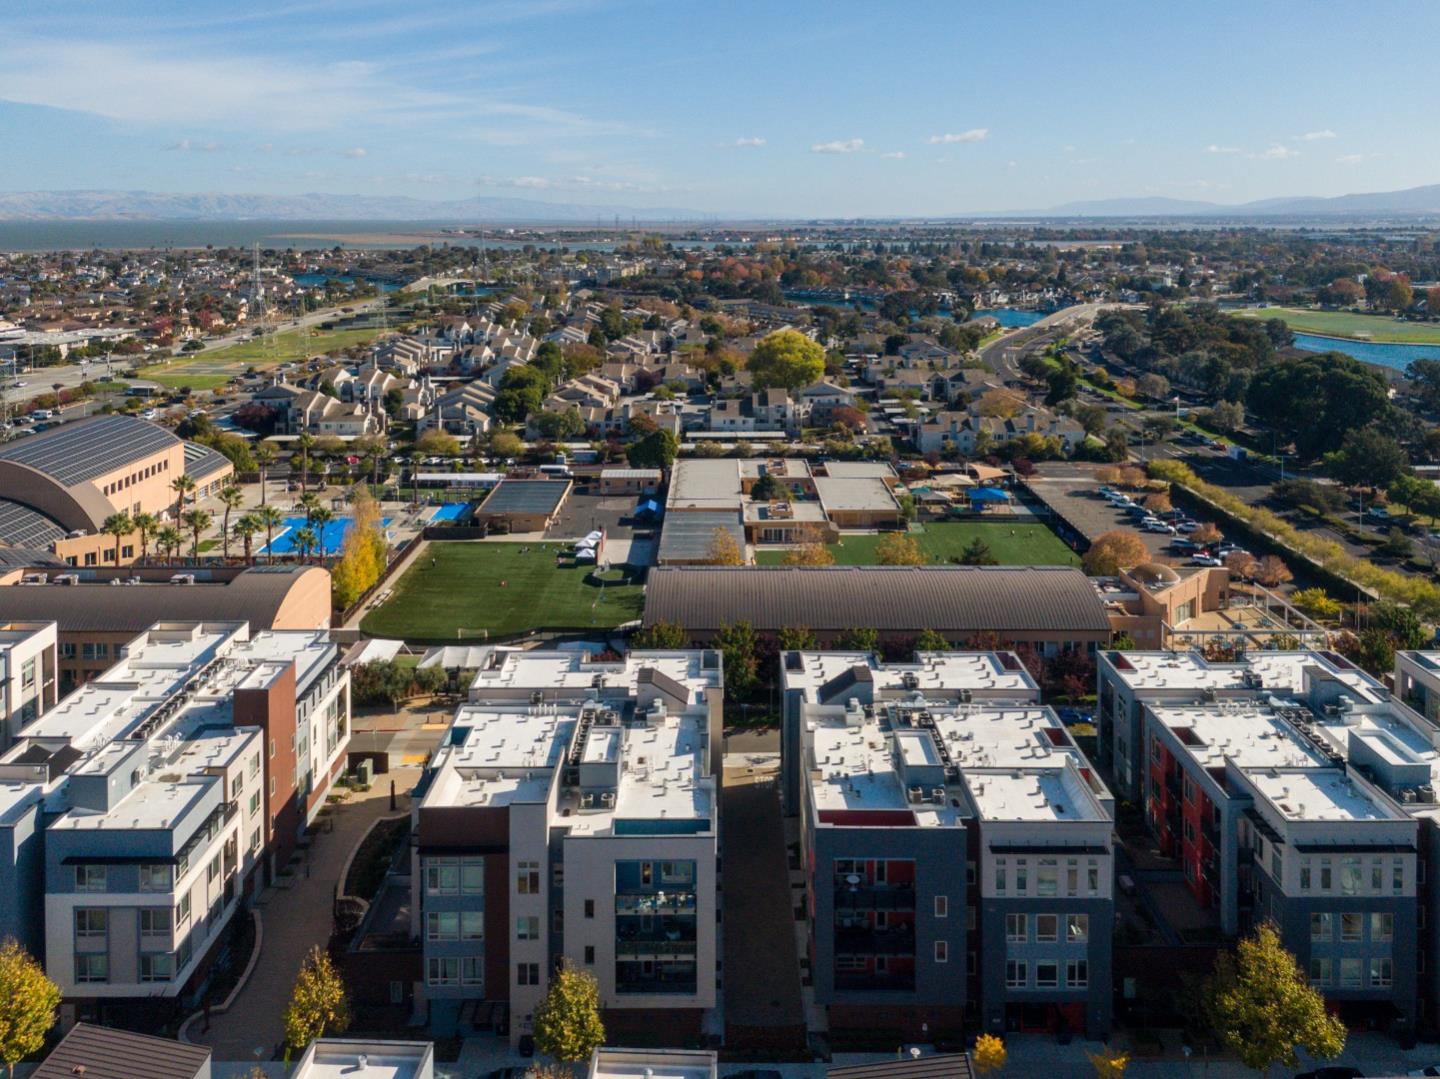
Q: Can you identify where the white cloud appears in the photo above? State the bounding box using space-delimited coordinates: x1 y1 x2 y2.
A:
880 151 906 160
342 147 367 158
1251 144 1300 160
927 128 988 144
1294 129 1338 141
1205 144 1241 154
810 138 863 154
165 138 222 152
731 136 765 148
1336 153 1367 165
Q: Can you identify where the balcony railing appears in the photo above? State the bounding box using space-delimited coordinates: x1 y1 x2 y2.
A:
616 939 697 958
833 884 917 912
834 927 916 956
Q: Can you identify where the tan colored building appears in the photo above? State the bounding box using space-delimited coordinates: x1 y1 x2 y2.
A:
1099 563 1232 648
0 565 331 692
0 415 232 567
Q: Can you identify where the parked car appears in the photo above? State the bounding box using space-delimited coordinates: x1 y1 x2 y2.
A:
1295 1068 1363 1079
1143 520 1177 534
1170 538 1200 553
1191 555 1225 567
1406 1067 1440 1077
1174 520 1200 533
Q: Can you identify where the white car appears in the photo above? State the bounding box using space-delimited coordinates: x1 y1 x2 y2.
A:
1190 555 1225 567
1143 520 1177 534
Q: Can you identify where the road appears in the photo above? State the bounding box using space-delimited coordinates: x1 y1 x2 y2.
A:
980 302 1118 380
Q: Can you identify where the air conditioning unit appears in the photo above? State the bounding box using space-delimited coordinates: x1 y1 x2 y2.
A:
54 573 79 586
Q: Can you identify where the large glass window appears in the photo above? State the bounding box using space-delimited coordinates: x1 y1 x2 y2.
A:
426 859 459 895
1341 858 1362 895
1036 859 1058 897
1372 912 1394 942
427 912 459 941
75 908 107 938
1067 959 1088 988
427 957 459 986
75 865 106 892
1311 913 1332 942
1066 914 1089 943
1005 913 1026 943
461 859 485 895
139 953 174 982
139 864 171 892
1339 958 1363 988
1035 914 1058 942
1005 960 1027 988
1309 957 1331 987
1371 958 1394 988
1340 913 1363 942
139 908 170 938
1035 961 1059 988
517 861 541 894
461 912 484 940
75 955 108 983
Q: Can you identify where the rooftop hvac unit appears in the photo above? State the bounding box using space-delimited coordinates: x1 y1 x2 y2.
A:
931 787 947 803
901 672 920 690
908 786 924 804
54 573 79 586
169 573 195 585
19 573 46 585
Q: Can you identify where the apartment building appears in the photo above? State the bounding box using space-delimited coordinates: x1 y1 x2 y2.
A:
1095 648 1379 801
782 651 1113 1039
0 620 58 747
412 648 722 1045
0 620 350 1024
1111 650 1430 1033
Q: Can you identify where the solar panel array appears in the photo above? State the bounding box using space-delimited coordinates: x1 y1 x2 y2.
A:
0 498 66 549
0 415 177 487
481 479 571 515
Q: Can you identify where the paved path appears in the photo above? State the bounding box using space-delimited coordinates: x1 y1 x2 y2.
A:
188 767 420 1061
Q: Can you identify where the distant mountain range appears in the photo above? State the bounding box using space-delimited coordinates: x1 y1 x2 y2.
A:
0 189 715 223
994 183 1440 219
3 183 1440 223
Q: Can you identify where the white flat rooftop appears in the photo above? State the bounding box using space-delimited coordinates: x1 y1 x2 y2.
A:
966 767 1105 822
1105 650 1382 699
1151 701 1333 771
787 650 1037 698
1247 768 1404 822
469 649 720 701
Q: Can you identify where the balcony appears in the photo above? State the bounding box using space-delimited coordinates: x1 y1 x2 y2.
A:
616 939 697 958
615 892 697 916
834 926 916 956
835 970 916 992
833 883 917 912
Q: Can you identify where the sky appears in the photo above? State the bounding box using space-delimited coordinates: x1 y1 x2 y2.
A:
3 0 1440 218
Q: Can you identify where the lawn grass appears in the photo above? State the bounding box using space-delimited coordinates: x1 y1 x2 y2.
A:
136 326 390 389
361 541 644 641
753 520 1080 567
1231 306 1440 344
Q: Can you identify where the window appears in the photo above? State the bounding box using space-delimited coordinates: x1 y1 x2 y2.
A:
994 860 1007 894
1310 912 1332 942
517 916 540 941
461 912 484 941
1035 961 1059 988
1320 860 1333 890
1372 912 1394 942
934 941 949 964
1371 958 1394 988
461 859 484 895
249 753 260 778
176 892 192 927
75 954 108 983
427 957 459 986
1087 862 1100 896
1035 914 1058 942
249 827 262 854
139 864 171 892
1371 861 1383 892
1340 913 1363 942
1015 859 1028 894
660 861 694 884
248 791 260 816
1006 913 1027 943
207 854 221 884
20 658 35 690
139 908 170 938
584 899 595 919
1036 859 1058 897
427 912 459 941
1394 860 1406 894
518 962 540 986
426 860 459 895
934 895 948 919
967 907 977 931
1066 914 1089 943
1341 857 1362 895
517 861 541 894
139 953 174 982
75 908 107 938
462 957 484 987
1310 957 1332 987
1067 959 1088 988
1300 862 1312 891
1005 960 1027 988
1339 958 1363 988
75 865 106 892
1065 862 1078 895
583 944 596 964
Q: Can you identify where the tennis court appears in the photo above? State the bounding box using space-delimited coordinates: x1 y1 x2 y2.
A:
261 515 392 555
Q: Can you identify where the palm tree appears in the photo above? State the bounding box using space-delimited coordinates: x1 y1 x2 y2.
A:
254 441 276 505
218 485 244 561
299 491 321 526
256 504 285 564
297 433 317 495
132 511 158 564
293 526 318 562
100 511 132 568
170 473 196 519
307 507 334 558
182 508 212 562
156 525 183 562
234 513 262 565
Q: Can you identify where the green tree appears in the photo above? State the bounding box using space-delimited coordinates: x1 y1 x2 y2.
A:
535 408 586 440
957 536 998 565
778 625 818 651
916 628 950 650
532 962 606 1064
218 485 244 560
156 525 183 561
632 620 687 649
1368 601 1429 650
101 511 132 567
627 429 679 470
0 938 59 1078
837 626 880 652
132 510 159 563
747 329 825 391
282 946 351 1060
876 531 926 565
1208 922 1345 1073
715 620 759 698
1324 427 1409 489
183 507 212 562
1045 364 1078 407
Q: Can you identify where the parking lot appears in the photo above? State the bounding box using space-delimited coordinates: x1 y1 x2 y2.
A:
1026 464 1177 560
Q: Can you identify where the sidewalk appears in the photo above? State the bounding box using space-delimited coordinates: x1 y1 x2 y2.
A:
188 767 420 1061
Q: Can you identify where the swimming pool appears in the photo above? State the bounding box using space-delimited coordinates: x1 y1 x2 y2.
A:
430 503 469 523
261 515 392 556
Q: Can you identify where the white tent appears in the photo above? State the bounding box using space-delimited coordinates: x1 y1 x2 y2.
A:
576 547 598 561
583 530 604 543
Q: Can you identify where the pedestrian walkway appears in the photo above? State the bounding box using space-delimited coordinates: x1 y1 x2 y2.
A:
188 767 420 1061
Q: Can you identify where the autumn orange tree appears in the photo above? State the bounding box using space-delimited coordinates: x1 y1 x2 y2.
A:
1082 530 1150 575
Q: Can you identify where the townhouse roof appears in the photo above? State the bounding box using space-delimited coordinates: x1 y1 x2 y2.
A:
32 1023 210 1079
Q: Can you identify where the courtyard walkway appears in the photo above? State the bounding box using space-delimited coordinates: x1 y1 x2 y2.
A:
187 767 420 1061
